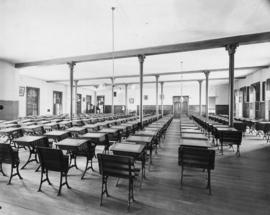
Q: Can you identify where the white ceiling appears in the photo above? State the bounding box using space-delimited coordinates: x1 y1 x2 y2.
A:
1 0 270 85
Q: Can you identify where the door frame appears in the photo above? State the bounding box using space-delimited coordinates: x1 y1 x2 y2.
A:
77 93 82 114
26 87 40 116
86 95 92 113
53 91 63 115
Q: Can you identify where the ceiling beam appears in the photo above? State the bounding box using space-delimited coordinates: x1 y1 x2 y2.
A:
77 77 245 87
46 65 268 83
15 31 270 68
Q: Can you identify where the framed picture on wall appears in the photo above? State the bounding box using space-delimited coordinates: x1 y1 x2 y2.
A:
144 95 148 100
19 86 25 96
129 98 134 104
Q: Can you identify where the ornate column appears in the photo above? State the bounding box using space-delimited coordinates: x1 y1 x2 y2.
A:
155 75 159 118
198 80 202 115
94 86 97 114
226 43 238 127
125 84 128 115
74 80 78 115
161 82 164 117
68 62 75 120
204 71 210 120
138 55 145 129
111 77 115 114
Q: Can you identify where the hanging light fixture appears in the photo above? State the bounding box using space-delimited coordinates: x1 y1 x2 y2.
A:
180 61 184 103
111 6 115 81
111 6 116 114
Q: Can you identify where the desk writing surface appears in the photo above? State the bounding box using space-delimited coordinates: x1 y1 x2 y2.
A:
127 135 152 143
44 122 58 126
111 125 128 130
180 139 210 148
67 127 86 132
144 127 160 131
21 122 36 126
84 124 99 128
136 130 157 136
56 138 87 147
14 136 44 142
216 127 237 132
212 124 229 128
38 120 50 124
148 124 163 128
99 128 118 133
181 133 207 140
258 122 270 124
45 130 69 136
181 129 202 134
111 143 144 153
0 124 18 129
59 121 72 125
23 125 42 129
81 133 106 141
0 127 21 134
120 123 132 128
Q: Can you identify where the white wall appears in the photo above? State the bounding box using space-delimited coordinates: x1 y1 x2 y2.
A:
235 67 270 120
18 75 68 117
0 61 18 100
235 68 270 92
18 76 97 117
214 84 229 105
95 81 228 108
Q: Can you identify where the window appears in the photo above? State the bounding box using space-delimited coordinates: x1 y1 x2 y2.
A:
246 87 249 102
262 82 265 101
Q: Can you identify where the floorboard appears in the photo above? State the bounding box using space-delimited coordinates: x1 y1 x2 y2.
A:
0 119 270 215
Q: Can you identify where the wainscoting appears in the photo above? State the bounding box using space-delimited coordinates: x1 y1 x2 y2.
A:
0 100 19 120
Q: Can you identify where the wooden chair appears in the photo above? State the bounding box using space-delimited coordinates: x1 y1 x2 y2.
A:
0 144 23 184
220 130 242 157
178 145 215 195
37 147 70 196
97 154 139 210
71 140 96 179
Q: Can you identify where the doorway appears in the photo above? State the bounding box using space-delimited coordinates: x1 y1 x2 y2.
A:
97 96 105 113
86 95 92 113
77 94 82 114
173 96 189 118
26 87 40 116
53 91 63 115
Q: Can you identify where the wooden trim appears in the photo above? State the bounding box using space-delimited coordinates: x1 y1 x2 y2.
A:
15 31 270 68
46 65 267 83
77 77 246 87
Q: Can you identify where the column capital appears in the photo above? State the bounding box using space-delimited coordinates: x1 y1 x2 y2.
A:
138 55 145 64
67 62 76 70
203 70 210 77
74 80 79 84
198 80 203 84
225 43 238 55
110 77 115 87
160 81 164 86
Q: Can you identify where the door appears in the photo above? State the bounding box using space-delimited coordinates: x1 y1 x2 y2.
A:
77 94 82 114
26 87 40 116
53 91 63 115
97 96 105 113
86 95 92 113
173 102 181 118
173 96 189 118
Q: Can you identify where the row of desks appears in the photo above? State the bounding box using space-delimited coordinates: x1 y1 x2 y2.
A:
192 115 242 156
2 114 171 181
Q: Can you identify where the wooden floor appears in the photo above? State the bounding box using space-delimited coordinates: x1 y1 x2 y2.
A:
1 119 270 215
